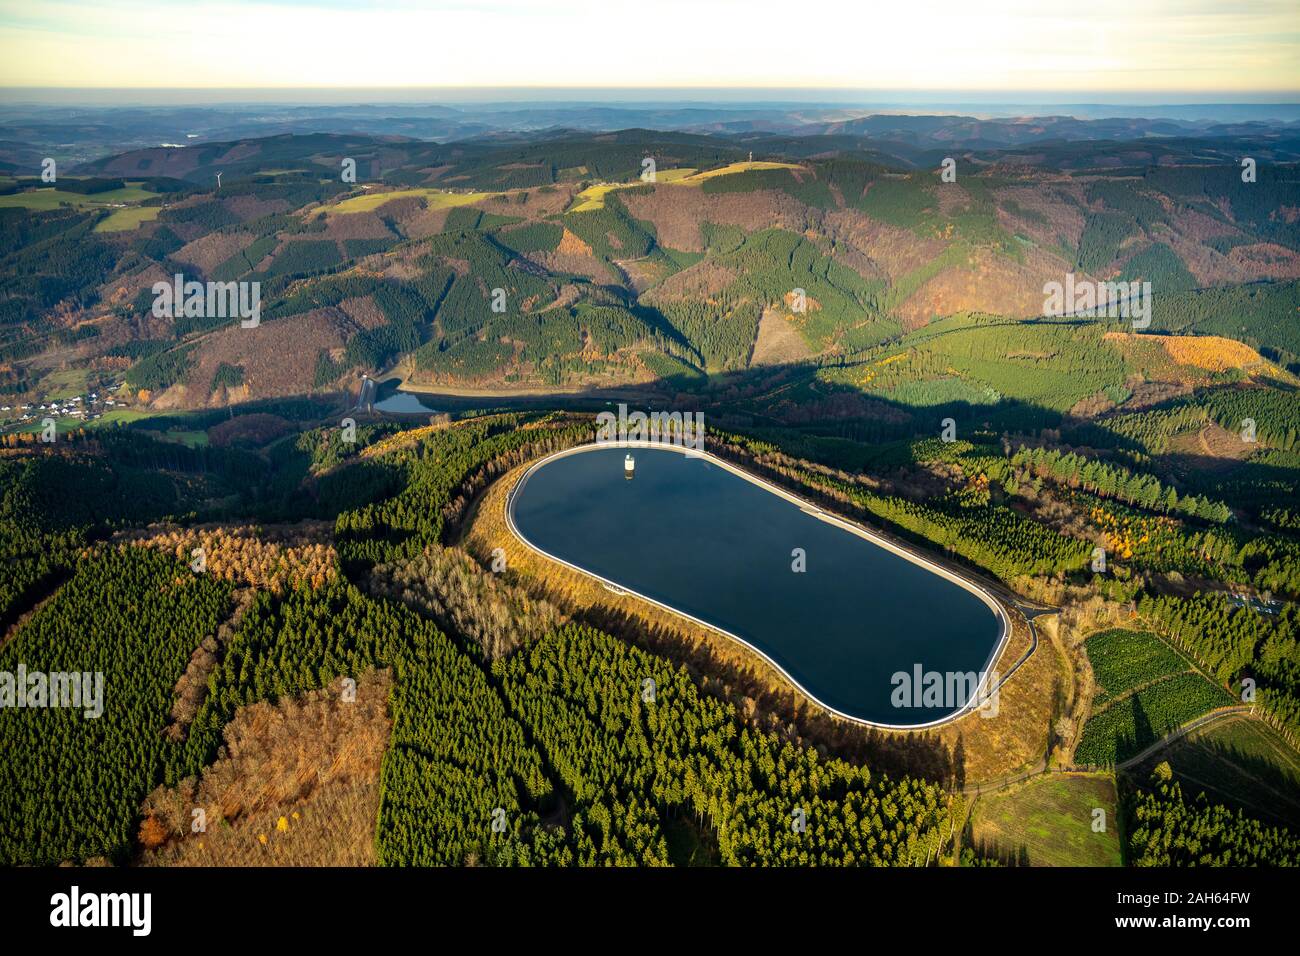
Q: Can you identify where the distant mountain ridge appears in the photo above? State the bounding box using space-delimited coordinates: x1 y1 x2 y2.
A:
2 124 1298 415
3 100 1299 168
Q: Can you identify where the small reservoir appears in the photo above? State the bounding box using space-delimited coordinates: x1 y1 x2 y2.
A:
508 444 1007 726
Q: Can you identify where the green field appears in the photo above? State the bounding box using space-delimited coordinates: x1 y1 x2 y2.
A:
0 185 158 211
0 405 202 445
91 407 156 427
95 205 161 232
150 429 208 447
650 166 698 183
968 773 1123 866
39 368 92 400
827 313 1135 412
1 416 79 436
2 406 159 435
1132 716 1300 829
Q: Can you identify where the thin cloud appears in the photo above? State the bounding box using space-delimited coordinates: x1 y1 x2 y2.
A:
0 0 1296 91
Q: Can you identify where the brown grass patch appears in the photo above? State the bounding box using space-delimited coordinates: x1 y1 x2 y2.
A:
180 306 355 406
897 245 1068 328
98 261 172 310
337 294 388 330
993 183 1088 250
139 671 391 867
621 186 811 252
532 248 616 283
823 209 948 283
174 231 255 274
557 227 593 257
641 260 738 304
321 210 394 241
478 187 575 219
1226 242 1300 280
224 195 290 222
207 412 294 447
751 307 814 366
1166 421 1256 466
100 147 203 178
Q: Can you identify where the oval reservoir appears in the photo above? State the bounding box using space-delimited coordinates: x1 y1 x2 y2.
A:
508 444 1007 727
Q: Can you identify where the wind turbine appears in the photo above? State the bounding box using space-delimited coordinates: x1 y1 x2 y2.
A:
215 171 222 190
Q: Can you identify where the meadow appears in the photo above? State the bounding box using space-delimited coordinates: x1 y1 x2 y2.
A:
317 187 492 216
567 162 797 211
967 773 1123 866
0 184 157 211
568 167 700 211
673 160 801 183
95 206 161 232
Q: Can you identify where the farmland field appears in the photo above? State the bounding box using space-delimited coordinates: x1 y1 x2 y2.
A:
39 368 92 399
95 205 161 232
0 185 158 210
91 407 158 427
650 166 698 182
967 773 1123 867
134 427 210 447
2 406 162 436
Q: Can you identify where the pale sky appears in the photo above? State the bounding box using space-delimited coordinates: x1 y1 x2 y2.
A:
0 0 1297 92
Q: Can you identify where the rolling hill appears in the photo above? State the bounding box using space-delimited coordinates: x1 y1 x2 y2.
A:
1 125 1297 419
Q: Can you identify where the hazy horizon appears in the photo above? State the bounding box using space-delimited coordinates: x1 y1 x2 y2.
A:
4 86 1300 102
2 1 1298 92
2 88 1299 126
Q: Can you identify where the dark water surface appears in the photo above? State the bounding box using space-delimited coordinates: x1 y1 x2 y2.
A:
510 445 1005 725
375 391 437 413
